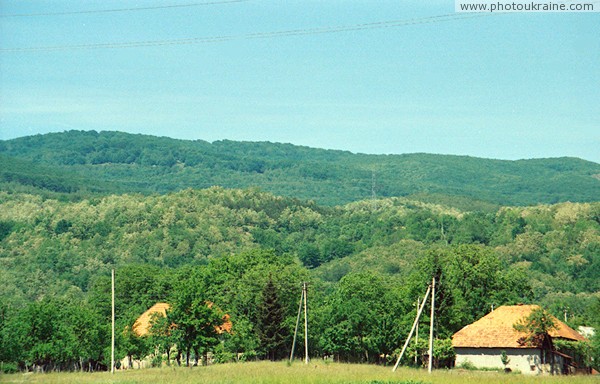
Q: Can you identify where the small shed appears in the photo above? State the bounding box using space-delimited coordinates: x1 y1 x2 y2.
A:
452 304 585 375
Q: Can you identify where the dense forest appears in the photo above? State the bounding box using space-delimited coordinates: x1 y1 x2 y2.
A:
1 186 599 372
1 130 599 207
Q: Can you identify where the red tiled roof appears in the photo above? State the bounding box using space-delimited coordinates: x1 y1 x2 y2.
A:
452 305 585 348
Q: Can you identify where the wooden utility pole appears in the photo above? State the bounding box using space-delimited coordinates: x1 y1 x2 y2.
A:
428 277 435 374
303 282 309 364
111 269 115 374
289 284 304 363
415 296 420 365
289 282 309 364
392 284 431 372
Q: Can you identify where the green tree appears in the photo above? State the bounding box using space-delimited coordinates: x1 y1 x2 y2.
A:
222 316 259 361
513 307 558 374
413 245 532 337
61 302 106 371
500 350 510 371
12 299 64 371
199 248 308 361
404 338 457 369
256 277 288 361
120 323 151 369
169 269 224 366
0 303 19 368
148 311 177 366
320 272 402 363
411 248 461 338
444 244 505 324
590 333 600 371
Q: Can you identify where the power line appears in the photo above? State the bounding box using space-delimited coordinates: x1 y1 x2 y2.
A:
2 0 594 18
0 0 251 18
0 12 492 53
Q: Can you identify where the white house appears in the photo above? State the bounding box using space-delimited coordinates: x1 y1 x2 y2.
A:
452 304 586 375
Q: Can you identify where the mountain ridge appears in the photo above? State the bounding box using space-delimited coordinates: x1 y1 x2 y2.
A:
1 130 598 207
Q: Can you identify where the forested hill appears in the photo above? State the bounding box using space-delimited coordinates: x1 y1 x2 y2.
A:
1 188 599 370
1 130 599 206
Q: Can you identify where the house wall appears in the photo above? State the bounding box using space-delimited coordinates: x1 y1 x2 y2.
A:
455 347 544 375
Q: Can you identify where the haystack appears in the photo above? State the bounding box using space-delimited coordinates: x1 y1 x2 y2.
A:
132 302 171 337
132 302 232 337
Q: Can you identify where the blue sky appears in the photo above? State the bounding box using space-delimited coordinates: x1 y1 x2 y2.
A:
1 1 599 162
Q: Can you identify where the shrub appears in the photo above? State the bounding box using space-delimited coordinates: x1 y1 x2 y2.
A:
151 354 163 368
0 362 19 374
238 350 258 362
213 344 236 364
457 360 477 370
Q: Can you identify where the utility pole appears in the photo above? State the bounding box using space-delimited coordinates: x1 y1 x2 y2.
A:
415 296 420 365
289 285 304 363
428 277 435 374
111 269 115 374
290 282 309 364
392 284 431 372
303 282 309 364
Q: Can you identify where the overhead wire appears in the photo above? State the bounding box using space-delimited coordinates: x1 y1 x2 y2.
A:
5 0 595 53
0 0 252 18
2 0 595 18
0 12 493 53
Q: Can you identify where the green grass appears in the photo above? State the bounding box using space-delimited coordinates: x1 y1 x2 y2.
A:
1 361 598 384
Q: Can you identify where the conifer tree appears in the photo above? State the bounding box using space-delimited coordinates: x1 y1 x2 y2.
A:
257 277 287 361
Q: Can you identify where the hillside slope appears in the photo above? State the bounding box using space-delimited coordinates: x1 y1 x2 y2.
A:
1 130 599 206
0 154 123 199
0 188 599 369
1 188 598 321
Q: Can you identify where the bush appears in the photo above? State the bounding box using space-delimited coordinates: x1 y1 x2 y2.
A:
151 354 163 368
455 361 502 372
213 344 236 364
554 339 592 369
0 362 19 374
457 360 477 370
238 350 258 362
405 338 455 368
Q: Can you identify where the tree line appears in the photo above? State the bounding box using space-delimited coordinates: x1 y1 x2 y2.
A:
0 187 599 372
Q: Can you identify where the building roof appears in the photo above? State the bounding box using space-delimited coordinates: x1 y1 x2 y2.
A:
132 302 171 337
132 302 233 337
452 305 585 349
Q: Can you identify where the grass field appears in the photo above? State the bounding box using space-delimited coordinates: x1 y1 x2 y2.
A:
1 361 598 384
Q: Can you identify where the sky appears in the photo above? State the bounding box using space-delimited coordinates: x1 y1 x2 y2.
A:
1 0 599 163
